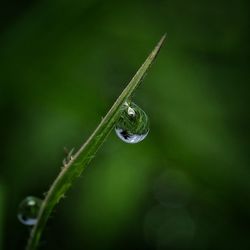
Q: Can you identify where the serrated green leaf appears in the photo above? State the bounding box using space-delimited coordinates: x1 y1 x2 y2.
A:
26 34 166 250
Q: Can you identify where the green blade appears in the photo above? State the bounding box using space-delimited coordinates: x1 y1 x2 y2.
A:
26 34 166 250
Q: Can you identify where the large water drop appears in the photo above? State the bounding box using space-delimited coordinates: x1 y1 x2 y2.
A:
17 196 42 226
115 101 149 144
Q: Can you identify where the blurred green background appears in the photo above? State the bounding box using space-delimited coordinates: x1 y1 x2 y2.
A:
1 0 249 249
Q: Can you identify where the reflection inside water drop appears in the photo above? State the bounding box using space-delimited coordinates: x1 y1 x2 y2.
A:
115 101 149 144
17 196 42 226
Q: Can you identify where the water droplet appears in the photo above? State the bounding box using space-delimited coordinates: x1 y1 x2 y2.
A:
115 101 149 143
17 196 42 226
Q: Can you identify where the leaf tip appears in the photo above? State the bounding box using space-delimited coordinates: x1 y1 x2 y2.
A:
157 33 167 49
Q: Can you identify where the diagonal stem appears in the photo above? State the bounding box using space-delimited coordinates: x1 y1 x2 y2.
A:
26 34 166 250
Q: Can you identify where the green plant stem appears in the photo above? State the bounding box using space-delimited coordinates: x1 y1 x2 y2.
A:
26 34 166 250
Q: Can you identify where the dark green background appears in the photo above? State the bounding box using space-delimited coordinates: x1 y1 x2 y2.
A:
1 0 249 249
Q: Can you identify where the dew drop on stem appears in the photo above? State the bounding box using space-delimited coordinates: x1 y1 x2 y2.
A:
115 101 149 144
17 196 42 226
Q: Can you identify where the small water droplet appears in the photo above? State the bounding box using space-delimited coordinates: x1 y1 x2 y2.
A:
115 101 149 143
17 196 42 226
